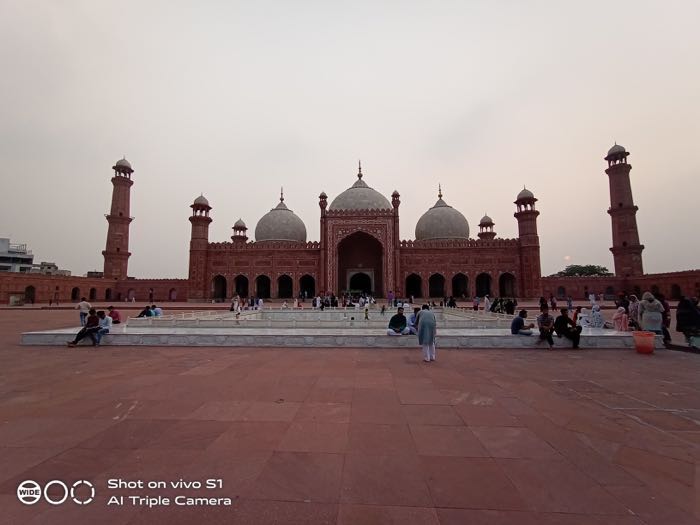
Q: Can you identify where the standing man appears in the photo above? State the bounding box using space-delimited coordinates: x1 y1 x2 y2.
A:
417 304 437 362
76 297 91 326
537 305 555 350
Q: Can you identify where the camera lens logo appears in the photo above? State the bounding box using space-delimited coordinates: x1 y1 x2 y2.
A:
17 480 42 505
16 480 95 506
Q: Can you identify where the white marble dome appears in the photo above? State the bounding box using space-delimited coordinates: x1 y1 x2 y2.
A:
255 197 307 243
115 157 132 169
415 191 470 241
517 187 535 201
193 194 209 206
329 169 391 211
607 143 626 156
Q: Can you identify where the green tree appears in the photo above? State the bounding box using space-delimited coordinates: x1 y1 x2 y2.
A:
557 264 612 276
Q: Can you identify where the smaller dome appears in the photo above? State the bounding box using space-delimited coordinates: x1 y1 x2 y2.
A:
479 214 494 225
193 194 209 206
517 187 535 201
392 190 399 197
234 218 246 228
115 157 132 169
255 195 307 243
415 188 470 241
319 192 327 199
607 143 626 156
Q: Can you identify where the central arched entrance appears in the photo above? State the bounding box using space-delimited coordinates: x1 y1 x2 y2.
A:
337 231 383 296
349 272 372 294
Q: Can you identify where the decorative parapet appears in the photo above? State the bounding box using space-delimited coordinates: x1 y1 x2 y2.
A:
208 241 321 250
325 208 395 217
399 238 519 249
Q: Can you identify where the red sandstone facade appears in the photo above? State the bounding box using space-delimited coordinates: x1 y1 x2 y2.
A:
1 146 698 305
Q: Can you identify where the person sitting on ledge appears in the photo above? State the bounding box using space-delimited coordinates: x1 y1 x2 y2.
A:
510 309 534 335
137 305 153 318
387 306 410 335
408 307 421 334
107 306 122 324
537 305 555 350
67 308 100 347
554 308 582 349
95 310 112 346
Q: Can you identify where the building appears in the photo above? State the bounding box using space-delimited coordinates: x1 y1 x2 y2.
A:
29 261 71 276
0 238 34 273
187 163 539 301
0 145 698 305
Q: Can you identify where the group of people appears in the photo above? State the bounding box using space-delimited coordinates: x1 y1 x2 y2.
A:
136 304 163 317
229 295 264 312
511 306 583 349
386 305 438 362
476 296 519 315
67 303 122 347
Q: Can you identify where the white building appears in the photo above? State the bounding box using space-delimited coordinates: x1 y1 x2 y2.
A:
0 238 34 273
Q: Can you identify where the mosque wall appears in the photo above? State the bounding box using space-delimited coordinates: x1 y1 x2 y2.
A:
202 241 321 300
397 239 522 298
541 270 700 301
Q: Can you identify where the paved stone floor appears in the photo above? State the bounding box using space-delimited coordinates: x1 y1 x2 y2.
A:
1 310 699 524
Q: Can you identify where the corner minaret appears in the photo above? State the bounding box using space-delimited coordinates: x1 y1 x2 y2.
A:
514 187 542 297
605 144 644 277
188 195 212 301
102 157 134 279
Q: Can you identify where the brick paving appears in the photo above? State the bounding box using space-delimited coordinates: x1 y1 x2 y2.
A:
1 309 699 524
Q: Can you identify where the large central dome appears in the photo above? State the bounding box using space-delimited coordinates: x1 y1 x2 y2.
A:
415 188 470 241
255 194 307 243
329 165 392 211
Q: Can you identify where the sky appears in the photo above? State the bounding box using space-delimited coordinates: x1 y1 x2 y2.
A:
1 0 699 279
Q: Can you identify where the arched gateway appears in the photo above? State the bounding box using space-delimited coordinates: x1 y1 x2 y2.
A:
337 231 383 295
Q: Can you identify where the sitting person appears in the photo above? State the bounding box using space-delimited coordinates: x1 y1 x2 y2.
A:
137 305 153 318
152 304 163 316
676 297 700 345
612 307 629 332
387 306 410 335
408 307 421 334
589 304 606 328
67 308 100 347
537 305 555 349
95 310 113 346
510 309 534 335
554 308 583 349
576 307 591 328
107 305 122 324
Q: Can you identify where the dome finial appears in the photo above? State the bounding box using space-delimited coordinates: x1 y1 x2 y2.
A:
357 160 363 179
280 186 284 202
438 184 442 199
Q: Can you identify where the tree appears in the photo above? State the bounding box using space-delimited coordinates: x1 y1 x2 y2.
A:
557 264 612 277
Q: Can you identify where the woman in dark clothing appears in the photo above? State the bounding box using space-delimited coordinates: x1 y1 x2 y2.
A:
676 297 700 345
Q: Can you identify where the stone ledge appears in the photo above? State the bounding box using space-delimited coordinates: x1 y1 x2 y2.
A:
21 326 663 349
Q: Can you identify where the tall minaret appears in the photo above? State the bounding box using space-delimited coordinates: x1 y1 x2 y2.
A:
605 144 644 277
514 187 542 298
102 157 134 279
188 195 212 301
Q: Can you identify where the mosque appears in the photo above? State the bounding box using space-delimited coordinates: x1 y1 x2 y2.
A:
184 162 540 302
1 145 698 304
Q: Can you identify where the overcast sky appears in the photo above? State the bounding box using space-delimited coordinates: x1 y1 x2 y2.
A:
1 1 699 279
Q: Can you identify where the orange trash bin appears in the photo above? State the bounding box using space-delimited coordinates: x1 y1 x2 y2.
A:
633 331 656 354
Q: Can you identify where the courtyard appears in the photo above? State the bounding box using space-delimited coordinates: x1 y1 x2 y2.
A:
1 308 699 524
